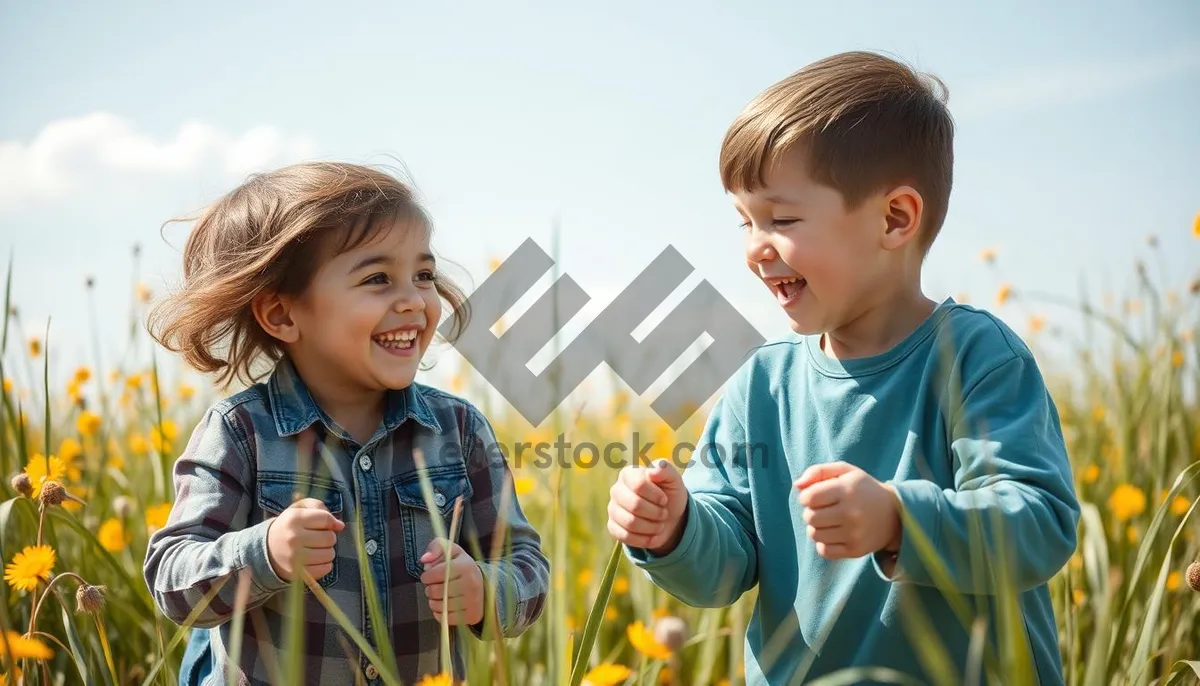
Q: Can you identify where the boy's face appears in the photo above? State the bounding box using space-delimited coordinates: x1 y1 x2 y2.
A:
733 147 891 336
285 220 442 395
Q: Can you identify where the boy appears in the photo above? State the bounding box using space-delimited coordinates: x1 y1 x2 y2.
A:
606 51 1079 684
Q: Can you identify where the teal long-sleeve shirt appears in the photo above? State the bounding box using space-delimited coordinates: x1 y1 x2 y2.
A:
626 299 1079 685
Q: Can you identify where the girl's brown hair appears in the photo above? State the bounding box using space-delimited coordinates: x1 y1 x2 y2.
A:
147 161 470 389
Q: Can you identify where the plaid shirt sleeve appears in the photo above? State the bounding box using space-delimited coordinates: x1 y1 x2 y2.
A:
459 404 550 638
143 405 289 628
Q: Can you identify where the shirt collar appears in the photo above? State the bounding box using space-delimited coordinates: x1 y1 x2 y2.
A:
267 357 443 439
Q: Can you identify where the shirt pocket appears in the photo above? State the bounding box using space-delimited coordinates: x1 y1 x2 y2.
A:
393 462 474 580
256 473 345 589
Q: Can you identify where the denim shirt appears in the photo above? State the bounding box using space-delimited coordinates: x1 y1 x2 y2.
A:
144 358 550 686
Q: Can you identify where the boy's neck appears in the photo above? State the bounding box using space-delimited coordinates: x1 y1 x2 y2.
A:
820 285 937 361
288 354 386 445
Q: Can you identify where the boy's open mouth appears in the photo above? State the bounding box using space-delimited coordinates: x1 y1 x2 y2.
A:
769 276 807 306
372 328 420 352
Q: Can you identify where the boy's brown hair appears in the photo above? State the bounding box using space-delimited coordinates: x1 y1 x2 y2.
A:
720 51 955 251
147 161 469 389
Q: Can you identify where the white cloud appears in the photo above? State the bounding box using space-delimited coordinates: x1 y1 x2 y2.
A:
951 44 1200 120
0 112 316 210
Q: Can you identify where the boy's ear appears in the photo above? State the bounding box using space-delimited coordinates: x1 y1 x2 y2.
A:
251 291 300 344
880 186 923 250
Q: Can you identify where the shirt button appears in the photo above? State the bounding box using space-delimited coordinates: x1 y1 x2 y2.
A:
365 539 378 556
434 491 446 508
359 454 373 471
364 664 379 680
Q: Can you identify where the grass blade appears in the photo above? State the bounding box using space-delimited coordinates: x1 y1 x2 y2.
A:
568 540 622 686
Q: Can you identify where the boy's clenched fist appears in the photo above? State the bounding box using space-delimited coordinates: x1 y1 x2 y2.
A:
607 459 689 556
266 497 345 582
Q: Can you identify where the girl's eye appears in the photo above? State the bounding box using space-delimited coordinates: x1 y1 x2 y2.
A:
415 270 437 284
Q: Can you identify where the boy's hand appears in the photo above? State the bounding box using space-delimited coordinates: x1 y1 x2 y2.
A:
794 462 901 559
420 540 485 626
266 498 345 582
607 459 689 556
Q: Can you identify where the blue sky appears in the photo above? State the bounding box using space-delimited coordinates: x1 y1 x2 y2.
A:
2 0 1198 415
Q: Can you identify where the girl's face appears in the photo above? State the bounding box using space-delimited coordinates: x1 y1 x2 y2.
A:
285 220 443 396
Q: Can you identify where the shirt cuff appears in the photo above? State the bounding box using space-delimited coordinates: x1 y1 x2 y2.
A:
623 493 700 570
871 479 943 584
238 518 290 594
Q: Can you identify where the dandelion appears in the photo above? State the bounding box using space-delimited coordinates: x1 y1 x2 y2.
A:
179 383 196 401
77 410 101 437
28 337 40 357
1072 588 1085 606
604 606 619 622
627 621 672 661
576 568 594 587
1109 484 1146 522
73 366 91 384
1172 349 1185 368
1126 526 1138 544
24 455 66 497
583 664 634 686
1171 495 1191 516
2 378 11 393
128 433 148 455
146 503 172 532
4 545 55 592
98 519 130 552
415 674 453 686
1193 211 1200 239
125 373 143 391
0 631 52 660
995 283 1012 306
150 419 179 453
1082 465 1100 484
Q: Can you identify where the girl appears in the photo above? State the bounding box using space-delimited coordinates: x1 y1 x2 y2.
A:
142 161 550 685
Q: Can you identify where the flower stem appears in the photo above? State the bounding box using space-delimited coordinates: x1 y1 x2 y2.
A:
27 572 87 635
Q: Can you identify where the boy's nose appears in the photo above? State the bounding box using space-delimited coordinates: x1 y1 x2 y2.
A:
744 226 777 263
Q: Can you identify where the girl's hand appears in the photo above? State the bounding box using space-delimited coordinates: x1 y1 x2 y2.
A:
266 498 345 582
419 540 485 626
794 462 902 559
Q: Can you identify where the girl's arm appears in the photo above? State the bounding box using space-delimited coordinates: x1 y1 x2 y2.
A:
458 404 550 638
143 407 288 628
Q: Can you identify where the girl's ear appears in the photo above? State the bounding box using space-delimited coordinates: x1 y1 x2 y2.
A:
252 291 300 344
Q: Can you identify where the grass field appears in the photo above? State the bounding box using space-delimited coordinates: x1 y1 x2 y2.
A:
0 225 1197 685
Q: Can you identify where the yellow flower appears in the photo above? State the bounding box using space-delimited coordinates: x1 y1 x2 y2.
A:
995 283 1012 306
4 545 55 592
956 292 969 304
28 337 40 357
978 247 997 264
125 373 143 391
1082 465 1100 484
651 606 669 620
2 378 11 393
1171 495 1191 516
626 621 672 661
0 631 52 660
583 664 634 686
98 519 130 552
1172 350 1185 368
24 455 66 497
1193 211 1200 239
1108 484 1146 522
514 476 536 497
77 411 102 437
488 257 502 273
577 568 594 588
604 606 619 622
129 432 148 455
613 576 630 595
1167 570 1182 591
108 454 125 470
58 438 83 462
73 366 91 384
1126 525 1138 544
179 383 196 401
136 282 152 303
1028 315 1046 333
145 503 172 533
1072 588 1085 606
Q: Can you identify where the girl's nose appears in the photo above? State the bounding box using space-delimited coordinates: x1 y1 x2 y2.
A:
392 283 426 313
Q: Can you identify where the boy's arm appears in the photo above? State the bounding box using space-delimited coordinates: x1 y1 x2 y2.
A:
143 408 289 628
460 406 550 639
624 393 759 607
876 353 1080 592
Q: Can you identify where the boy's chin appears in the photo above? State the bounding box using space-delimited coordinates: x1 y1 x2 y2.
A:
783 311 823 336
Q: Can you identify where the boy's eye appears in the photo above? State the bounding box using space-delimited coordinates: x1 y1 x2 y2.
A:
364 273 389 285
772 219 798 228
